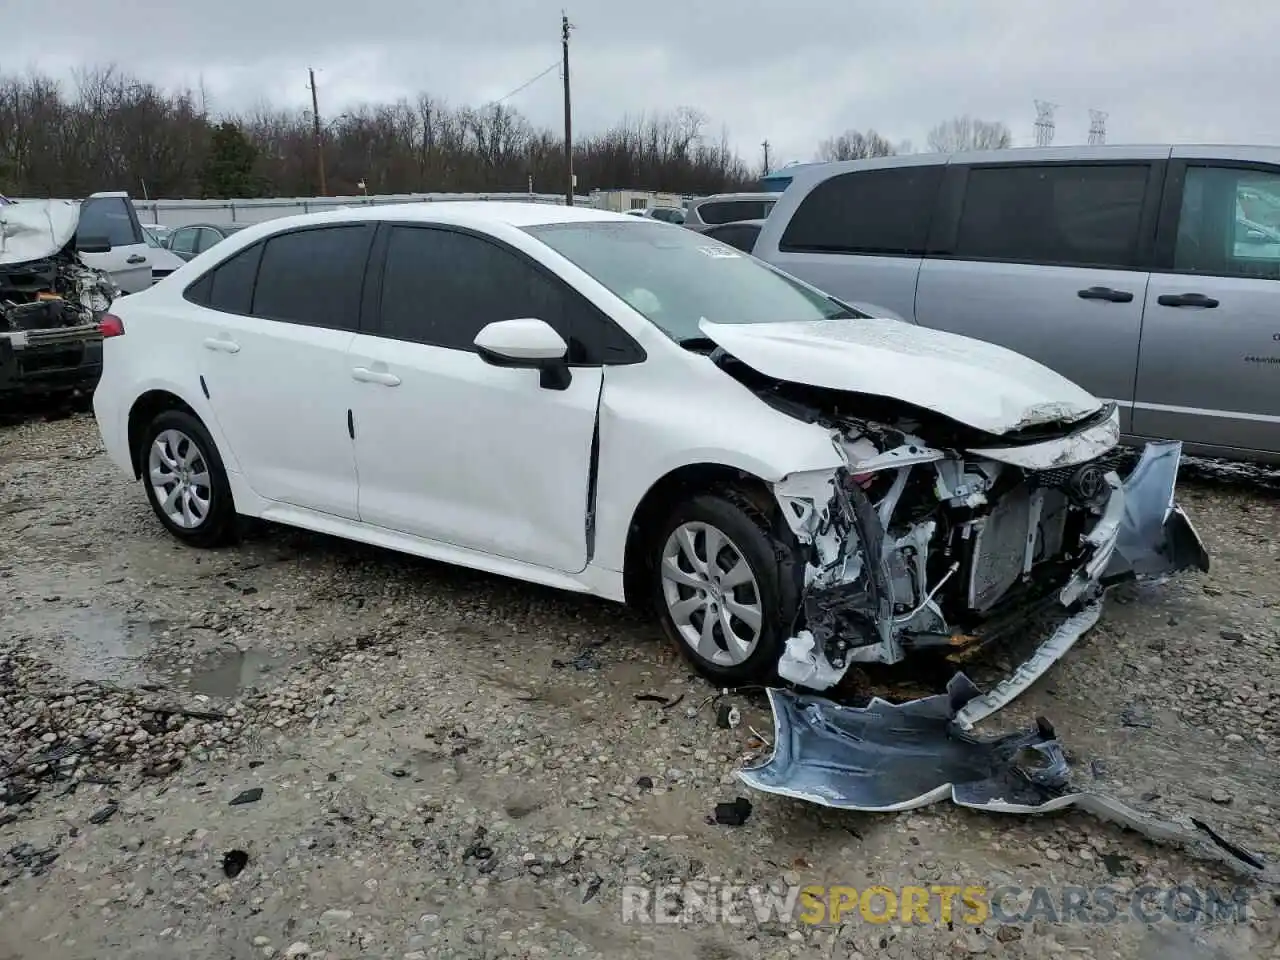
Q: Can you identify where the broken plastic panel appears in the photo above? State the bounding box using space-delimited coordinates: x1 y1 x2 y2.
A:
739 679 1272 879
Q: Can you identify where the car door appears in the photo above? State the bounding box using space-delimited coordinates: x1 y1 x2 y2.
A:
1134 157 1280 456
189 223 373 519
914 158 1165 433
759 163 944 323
349 223 605 573
76 193 153 292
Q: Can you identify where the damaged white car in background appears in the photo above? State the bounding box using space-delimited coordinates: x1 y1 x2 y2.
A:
93 208 1208 726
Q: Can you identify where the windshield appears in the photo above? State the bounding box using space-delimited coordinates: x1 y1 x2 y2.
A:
524 220 857 343
142 227 163 248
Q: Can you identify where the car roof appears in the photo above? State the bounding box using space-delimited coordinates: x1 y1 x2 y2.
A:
232 202 632 236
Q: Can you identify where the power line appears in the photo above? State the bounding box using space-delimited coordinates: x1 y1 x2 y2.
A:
490 61 561 106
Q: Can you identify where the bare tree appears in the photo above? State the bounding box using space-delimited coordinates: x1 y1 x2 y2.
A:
925 115 1012 153
0 63 755 199
816 129 896 162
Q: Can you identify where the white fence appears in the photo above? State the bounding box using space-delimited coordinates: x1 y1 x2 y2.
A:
129 192 594 228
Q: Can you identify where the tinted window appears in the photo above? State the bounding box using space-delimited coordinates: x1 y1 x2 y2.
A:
703 223 761 253
1174 165 1280 280
697 199 773 224
954 164 1149 268
252 225 373 329
378 226 632 362
78 197 141 247
525 220 860 345
779 166 943 255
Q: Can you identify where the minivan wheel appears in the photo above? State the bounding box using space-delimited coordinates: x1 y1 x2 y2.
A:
140 409 236 548
651 490 802 687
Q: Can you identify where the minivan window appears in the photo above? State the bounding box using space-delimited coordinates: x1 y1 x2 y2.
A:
1175 165 1280 280
778 165 943 256
954 163 1149 269
525 220 858 344
251 225 373 330
697 200 774 224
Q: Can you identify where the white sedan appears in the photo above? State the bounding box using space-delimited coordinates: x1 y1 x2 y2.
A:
91 203 1207 707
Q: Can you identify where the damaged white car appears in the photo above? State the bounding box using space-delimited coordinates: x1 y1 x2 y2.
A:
1 200 119 402
91 205 1208 712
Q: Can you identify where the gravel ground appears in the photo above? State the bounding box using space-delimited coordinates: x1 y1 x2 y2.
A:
1 412 1278 960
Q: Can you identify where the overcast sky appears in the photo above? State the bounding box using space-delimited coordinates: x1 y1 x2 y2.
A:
4 0 1277 168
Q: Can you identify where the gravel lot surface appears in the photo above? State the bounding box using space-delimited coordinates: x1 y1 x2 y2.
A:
2 413 1278 960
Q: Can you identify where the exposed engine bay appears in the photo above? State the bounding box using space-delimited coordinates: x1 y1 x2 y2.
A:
0 249 116 333
723 360 1211 722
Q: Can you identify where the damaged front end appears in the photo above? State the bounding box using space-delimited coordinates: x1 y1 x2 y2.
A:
0 202 117 400
760 385 1209 725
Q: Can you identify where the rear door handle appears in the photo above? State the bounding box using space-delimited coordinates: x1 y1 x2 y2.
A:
1157 292 1219 308
351 366 401 387
126 254 147 264
202 337 240 354
1077 286 1134 303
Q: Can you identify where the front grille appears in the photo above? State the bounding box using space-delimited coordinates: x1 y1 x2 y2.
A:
1032 449 1129 489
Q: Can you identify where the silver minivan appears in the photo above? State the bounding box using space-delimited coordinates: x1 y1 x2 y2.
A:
753 145 1280 464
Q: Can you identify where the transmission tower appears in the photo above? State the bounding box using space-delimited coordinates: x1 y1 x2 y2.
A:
1033 100 1057 147
1088 109 1108 145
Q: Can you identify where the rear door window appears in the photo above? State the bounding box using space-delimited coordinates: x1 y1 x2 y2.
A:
779 166 943 255
251 225 374 330
953 163 1150 269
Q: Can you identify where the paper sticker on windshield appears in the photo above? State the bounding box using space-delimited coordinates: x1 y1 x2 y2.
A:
696 245 741 259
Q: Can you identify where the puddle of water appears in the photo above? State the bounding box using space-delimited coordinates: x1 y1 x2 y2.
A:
179 648 282 698
5 605 156 687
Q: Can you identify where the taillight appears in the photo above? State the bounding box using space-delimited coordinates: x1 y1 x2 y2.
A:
99 313 125 338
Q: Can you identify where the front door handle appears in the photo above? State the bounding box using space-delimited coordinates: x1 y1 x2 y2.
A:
202 336 240 354
1077 286 1134 303
126 254 147 264
1157 292 1219 308
351 366 401 387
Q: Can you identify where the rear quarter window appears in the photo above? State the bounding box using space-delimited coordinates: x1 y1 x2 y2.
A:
779 166 943 255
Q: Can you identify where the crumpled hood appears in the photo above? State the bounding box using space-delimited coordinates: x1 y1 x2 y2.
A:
0 200 79 266
700 317 1103 436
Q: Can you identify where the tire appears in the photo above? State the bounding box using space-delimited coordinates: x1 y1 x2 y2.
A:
650 489 803 687
139 409 237 548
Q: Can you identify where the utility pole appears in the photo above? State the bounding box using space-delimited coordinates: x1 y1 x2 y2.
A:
561 12 574 206
308 67 327 196
761 140 772 176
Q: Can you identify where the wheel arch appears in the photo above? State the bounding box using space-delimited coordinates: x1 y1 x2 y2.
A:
621 462 780 608
127 389 202 479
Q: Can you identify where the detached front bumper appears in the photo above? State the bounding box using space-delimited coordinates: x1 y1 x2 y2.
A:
952 439 1210 728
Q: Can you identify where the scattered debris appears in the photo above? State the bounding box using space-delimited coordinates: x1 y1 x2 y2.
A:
229 787 263 806
551 649 601 671
635 776 653 790
715 703 741 729
712 797 753 827
633 692 684 709
739 676 1274 879
222 848 249 878
87 802 118 825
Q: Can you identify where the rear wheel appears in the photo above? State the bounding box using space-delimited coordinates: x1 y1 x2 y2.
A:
140 409 237 548
650 490 802 686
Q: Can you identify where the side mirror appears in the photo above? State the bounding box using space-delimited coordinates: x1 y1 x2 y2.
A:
77 235 112 254
474 318 571 390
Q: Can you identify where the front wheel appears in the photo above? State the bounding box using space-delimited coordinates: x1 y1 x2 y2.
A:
650 490 802 687
140 409 237 548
